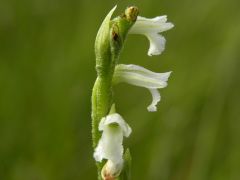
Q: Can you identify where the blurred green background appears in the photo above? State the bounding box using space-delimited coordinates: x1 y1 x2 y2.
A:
1 0 240 179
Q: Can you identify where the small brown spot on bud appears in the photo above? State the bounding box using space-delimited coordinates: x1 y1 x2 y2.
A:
113 32 118 41
111 24 119 41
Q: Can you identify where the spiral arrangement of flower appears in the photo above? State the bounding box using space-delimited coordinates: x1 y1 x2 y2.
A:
91 5 174 180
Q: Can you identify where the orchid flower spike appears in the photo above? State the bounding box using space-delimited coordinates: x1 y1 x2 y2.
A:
113 64 171 112
94 113 132 179
129 15 174 56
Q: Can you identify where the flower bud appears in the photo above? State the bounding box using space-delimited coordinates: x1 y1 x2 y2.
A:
101 160 123 180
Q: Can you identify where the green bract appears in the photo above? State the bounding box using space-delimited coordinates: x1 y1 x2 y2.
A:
95 6 138 77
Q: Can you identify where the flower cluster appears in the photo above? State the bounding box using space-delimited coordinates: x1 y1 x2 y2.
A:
93 6 173 179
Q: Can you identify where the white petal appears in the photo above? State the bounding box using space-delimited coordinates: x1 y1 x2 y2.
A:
95 125 123 163
137 16 168 23
147 33 166 56
115 64 171 81
99 114 132 137
130 16 174 34
93 138 105 162
114 64 171 89
147 89 161 112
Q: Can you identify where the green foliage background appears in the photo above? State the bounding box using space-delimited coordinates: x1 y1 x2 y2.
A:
0 0 240 179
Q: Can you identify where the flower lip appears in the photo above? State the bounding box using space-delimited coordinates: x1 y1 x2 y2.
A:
147 88 161 112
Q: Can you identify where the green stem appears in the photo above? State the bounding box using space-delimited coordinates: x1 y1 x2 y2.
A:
91 6 139 180
92 75 113 179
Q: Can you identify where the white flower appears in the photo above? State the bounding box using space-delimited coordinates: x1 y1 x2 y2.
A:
94 113 132 178
113 64 171 112
129 15 174 56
